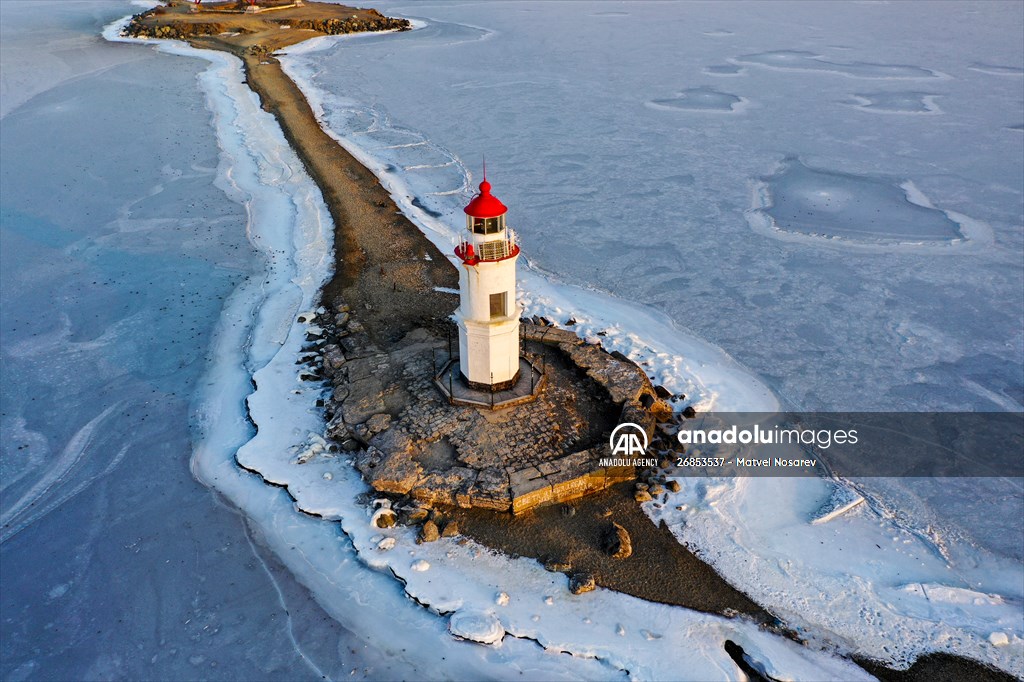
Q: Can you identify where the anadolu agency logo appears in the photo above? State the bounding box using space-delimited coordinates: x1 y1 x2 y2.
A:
601 423 657 467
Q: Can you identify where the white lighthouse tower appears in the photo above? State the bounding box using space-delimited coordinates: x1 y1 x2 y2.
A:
454 172 522 391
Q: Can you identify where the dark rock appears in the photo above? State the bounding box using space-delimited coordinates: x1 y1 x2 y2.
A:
323 344 346 369
667 480 681 493
634 490 653 503
418 520 439 543
544 558 572 573
682 406 697 419
603 522 633 559
326 415 350 441
611 350 630 363
649 485 665 496
441 520 460 538
565 317 577 326
568 572 596 595
560 504 576 517
654 385 673 399
352 423 371 444
399 505 430 525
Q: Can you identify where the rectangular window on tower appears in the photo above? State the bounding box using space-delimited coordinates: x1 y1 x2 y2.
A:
489 291 507 319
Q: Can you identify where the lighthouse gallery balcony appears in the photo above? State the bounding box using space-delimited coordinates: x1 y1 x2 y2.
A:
456 233 519 263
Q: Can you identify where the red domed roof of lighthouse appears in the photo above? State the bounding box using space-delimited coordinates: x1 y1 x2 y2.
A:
464 178 508 219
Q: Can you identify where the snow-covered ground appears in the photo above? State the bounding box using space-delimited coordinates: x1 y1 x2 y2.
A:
2 0 1022 679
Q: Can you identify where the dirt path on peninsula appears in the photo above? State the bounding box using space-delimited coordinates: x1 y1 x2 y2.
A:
197 41 458 345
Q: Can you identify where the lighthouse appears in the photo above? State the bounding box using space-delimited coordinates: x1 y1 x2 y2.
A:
454 172 522 391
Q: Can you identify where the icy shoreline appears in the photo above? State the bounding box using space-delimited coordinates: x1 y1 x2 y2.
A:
101 9 1021 679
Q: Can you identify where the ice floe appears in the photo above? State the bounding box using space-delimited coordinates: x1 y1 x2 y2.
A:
647 86 749 113
747 157 993 251
734 50 945 79
845 92 942 115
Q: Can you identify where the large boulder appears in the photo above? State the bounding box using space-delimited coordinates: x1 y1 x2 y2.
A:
365 451 423 495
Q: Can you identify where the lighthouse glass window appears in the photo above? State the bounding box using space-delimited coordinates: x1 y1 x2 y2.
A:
473 217 503 235
489 292 507 319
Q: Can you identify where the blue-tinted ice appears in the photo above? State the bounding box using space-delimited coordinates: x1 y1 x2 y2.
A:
969 63 1024 76
754 158 964 243
648 86 745 112
0 4 406 680
736 50 941 79
704 64 745 76
846 92 941 114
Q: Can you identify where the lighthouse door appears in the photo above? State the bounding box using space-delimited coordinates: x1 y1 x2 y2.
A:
489 291 507 319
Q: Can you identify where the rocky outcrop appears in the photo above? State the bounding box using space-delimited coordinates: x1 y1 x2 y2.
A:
310 291 676 516
121 6 410 41
293 15 411 35
123 18 229 40
521 323 673 443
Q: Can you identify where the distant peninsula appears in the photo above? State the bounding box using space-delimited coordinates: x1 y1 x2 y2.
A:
124 0 410 52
